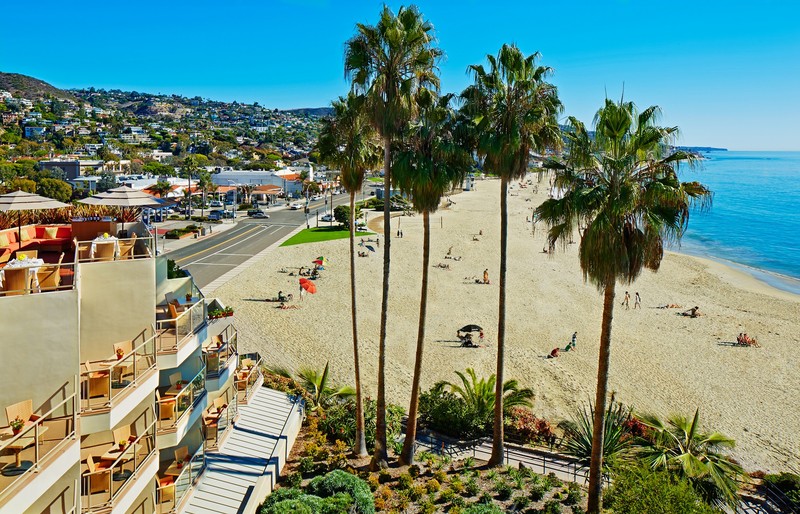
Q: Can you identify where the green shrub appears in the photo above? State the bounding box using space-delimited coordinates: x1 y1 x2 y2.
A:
433 469 447 483
426 478 441 493
542 499 562 514
465 477 480 497
529 483 546 501
478 491 493 504
450 476 465 494
764 472 800 507
285 472 302 488
397 473 413 490
410 484 427 501
319 399 404 454
463 504 503 514
511 494 530 510
418 498 436 514
545 472 562 489
418 382 487 439
306 470 375 514
378 469 391 484
604 466 718 514
451 495 466 507
409 464 421 478
462 456 476 469
494 480 513 500
563 483 581 506
298 457 314 475
439 487 456 503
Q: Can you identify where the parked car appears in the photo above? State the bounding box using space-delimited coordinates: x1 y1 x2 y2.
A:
209 210 224 220
320 214 334 222
252 212 269 219
209 200 223 208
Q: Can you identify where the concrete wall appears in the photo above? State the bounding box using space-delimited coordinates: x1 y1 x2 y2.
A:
0 290 79 418
79 259 156 363
23 462 79 514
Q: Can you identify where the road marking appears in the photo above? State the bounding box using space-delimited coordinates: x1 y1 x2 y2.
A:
183 226 277 265
213 253 254 257
184 262 239 267
174 226 261 264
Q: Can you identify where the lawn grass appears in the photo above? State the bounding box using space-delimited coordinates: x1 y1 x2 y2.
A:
366 176 383 183
281 226 373 246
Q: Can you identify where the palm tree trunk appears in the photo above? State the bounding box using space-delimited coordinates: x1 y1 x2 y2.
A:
350 192 368 457
400 210 430 465
371 137 392 470
489 177 508 466
587 282 616 513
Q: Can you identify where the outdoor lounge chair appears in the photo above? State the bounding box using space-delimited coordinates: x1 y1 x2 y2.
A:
85 455 113 493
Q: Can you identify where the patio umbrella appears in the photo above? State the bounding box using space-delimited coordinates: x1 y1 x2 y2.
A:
79 186 165 233
0 191 69 244
299 278 317 294
459 324 483 333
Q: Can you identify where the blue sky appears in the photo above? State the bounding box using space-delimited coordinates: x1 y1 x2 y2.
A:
2 1 798 150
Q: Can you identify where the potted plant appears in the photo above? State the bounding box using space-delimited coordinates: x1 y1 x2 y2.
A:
185 293 192 302
223 307 234 317
10 417 24 435
118 440 127 450
115 348 125 360
176 460 184 469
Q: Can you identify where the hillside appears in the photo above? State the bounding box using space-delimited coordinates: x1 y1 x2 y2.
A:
286 107 333 117
0 72 78 102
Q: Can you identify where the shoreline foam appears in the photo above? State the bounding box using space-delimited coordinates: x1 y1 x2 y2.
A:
215 177 800 473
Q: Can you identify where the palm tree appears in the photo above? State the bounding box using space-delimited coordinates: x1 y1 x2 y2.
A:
461 44 562 466
447 368 534 427
535 99 712 512
345 4 441 469
149 180 172 199
297 362 356 413
180 155 198 219
318 92 382 457
558 400 634 471
635 408 747 508
393 90 471 464
196 169 212 218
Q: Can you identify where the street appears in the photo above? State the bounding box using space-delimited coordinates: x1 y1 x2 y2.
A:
167 193 356 288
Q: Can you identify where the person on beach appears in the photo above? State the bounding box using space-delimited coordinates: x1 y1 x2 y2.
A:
623 291 630 310
483 269 489 284
277 290 287 302
547 347 560 359
681 306 702 318
634 292 641 309
570 331 577 350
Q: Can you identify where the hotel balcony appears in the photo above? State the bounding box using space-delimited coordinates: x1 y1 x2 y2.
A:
80 409 158 513
0 252 76 298
155 367 207 449
235 353 263 405
203 324 238 392
0 383 80 513
202 387 238 452
75 233 155 265
79 329 159 435
156 443 206 514
155 296 207 370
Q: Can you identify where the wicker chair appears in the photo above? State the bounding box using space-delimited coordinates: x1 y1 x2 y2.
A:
94 242 116 262
2 268 32 296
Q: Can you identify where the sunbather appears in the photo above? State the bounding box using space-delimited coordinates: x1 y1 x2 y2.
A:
681 306 702 318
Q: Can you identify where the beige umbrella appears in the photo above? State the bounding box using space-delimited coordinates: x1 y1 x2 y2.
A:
79 186 166 233
0 190 70 244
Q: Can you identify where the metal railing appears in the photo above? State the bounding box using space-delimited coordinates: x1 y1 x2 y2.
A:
204 388 238 449
155 300 207 353
80 329 157 412
0 390 78 502
204 324 238 378
0 260 77 296
235 353 263 404
75 235 154 263
157 444 207 513
81 414 157 512
157 367 206 431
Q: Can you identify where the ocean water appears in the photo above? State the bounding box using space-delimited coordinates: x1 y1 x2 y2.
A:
672 151 800 294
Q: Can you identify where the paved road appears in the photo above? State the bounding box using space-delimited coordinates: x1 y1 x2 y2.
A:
167 194 355 288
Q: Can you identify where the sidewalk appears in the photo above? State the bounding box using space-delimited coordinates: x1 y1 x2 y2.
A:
153 219 240 254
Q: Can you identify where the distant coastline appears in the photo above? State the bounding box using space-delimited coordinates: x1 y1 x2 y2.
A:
676 146 728 152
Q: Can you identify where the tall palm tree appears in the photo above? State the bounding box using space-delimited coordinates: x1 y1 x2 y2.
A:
636 408 747 508
345 4 441 469
393 90 471 464
180 155 198 219
196 169 212 218
318 92 382 457
149 180 172 199
461 44 562 466
536 99 712 512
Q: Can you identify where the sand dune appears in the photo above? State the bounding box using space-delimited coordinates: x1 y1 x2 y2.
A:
214 178 800 473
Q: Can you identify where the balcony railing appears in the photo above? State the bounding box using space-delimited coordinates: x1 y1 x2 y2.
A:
235 353 263 405
80 329 157 412
157 444 206 514
0 259 77 296
75 235 154 264
0 389 77 503
203 388 238 450
80 412 157 512
203 324 238 378
156 367 206 431
155 300 207 353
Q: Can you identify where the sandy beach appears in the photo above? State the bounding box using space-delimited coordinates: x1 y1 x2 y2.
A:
214 178 800 473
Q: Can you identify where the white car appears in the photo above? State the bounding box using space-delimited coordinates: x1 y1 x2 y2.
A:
290 203 304 210
320 214 335 222
311 195 323 201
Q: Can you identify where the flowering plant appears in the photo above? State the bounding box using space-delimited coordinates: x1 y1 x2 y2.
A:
10 417 25 431
103 232 109 239
118 440 127 448
17 253 26 261
116 348 125 360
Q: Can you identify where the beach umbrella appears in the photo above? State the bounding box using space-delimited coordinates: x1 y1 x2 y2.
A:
79 186 166 233
459 324 483 333
314 256 329 264
299 278 317 294
365 245 375 253
0 191 69 244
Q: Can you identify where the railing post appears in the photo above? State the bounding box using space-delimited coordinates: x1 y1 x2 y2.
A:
34 422 40 470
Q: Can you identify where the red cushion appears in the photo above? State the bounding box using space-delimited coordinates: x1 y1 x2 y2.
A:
35 227 46 238
56 227 71 238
